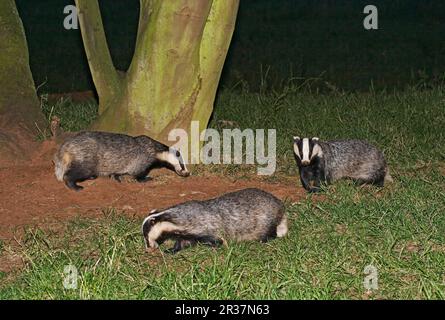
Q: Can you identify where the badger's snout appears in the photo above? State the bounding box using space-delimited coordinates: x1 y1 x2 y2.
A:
176 169 190 177
301 160 311 166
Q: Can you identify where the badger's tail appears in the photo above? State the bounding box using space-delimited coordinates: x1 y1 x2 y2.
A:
276 213 288 238
54 151 72 182
384 167 394 183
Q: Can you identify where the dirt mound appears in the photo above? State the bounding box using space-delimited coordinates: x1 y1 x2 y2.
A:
0 124 41 168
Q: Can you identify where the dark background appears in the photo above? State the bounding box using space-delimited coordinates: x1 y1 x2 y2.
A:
15 0 445 94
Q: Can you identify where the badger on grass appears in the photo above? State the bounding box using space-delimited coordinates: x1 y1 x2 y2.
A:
293 137 392 193
54 131 189 191
141 188 288 253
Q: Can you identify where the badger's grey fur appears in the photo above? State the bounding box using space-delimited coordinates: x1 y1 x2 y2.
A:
54 131 189 191
293 137 392 193
141 188 288 253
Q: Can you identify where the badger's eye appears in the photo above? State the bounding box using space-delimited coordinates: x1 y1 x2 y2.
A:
176 151 180 157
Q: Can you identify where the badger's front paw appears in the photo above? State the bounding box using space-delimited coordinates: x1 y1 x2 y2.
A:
136 176 153 183
308 187 321 193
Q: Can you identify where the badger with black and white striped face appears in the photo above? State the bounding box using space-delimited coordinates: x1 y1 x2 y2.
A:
293 137 392 193
141 188 288 253
54 131 189 191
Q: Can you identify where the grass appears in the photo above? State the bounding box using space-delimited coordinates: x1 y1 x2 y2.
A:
1 85 444 299
0 174 444 299
40 95 98 133
3 0 444 300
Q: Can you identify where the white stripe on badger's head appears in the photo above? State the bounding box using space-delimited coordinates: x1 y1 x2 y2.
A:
293 136 301 159
141 210 164 248
310 137 323 161
141 210 183 249
293 136 323 166
157 147 190 177
301 138 311 164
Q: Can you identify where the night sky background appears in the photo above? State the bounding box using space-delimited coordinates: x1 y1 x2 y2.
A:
15 0 445 94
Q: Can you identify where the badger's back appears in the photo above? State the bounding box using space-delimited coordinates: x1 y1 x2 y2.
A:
321 140 388 182
167 188 286 241
54 131 151 179
90 132 148 175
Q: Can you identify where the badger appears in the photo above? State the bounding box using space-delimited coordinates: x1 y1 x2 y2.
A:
293 137 392 193
141 188 288 253
54 131 189 191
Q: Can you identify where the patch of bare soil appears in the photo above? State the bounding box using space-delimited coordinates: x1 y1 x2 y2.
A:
0 124 41 168
0 140 304 241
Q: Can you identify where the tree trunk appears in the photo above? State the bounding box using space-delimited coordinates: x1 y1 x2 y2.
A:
75 0 239 144
0 0 45 165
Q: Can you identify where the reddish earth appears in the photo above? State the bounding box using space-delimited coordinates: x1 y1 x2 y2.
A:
0 140 304 240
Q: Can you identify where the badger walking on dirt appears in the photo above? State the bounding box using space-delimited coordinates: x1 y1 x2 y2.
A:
293 137 392 193
141 188 288 253
54 131 189 191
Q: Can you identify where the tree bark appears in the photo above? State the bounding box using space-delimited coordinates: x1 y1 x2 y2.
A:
75 0 239 144
0 0 45 165
75 0 123 115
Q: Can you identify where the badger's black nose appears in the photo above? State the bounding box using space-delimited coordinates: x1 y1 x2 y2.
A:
180 171 190 177
176 169 190 177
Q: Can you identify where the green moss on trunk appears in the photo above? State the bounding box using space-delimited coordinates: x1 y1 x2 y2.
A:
0 0 42 121
77 0 240 144
0 0 45 164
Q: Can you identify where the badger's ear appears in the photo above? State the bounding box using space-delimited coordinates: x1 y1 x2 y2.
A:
149 209 158 215
312 137 319 142
293 136 300 142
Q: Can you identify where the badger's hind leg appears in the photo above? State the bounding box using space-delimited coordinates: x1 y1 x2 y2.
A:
261 213 288 242
373 167 388 187
63 163 95 191
64 178 83 191
372 176 385 187
276 215 288 238
354 170 386 188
